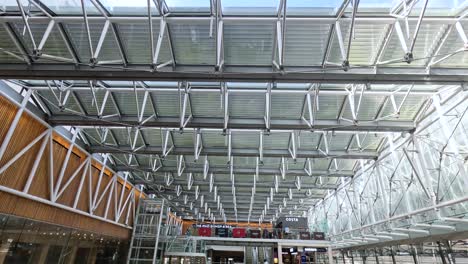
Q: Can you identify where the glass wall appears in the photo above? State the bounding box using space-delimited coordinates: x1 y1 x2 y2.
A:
0 213 128 264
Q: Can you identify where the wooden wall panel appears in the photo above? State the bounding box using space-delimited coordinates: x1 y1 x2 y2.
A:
0 142 41 190
0 98 17 144
0 191 131 239
92 165 111 218
27 143 52 200
75 163 92 213
0 93 146 240
0 113 46 165
118 187 132 224
55 145 87 207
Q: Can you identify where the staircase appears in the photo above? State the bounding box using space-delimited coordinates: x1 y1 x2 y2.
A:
127 199 166 264
258 247 264 263
165 237 207 263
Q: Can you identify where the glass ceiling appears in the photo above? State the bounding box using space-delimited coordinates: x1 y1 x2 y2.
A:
1 0 468 227
2 0 465 16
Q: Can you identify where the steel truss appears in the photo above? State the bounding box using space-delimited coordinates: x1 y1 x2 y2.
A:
309 84 468 248
4 74 443 223
2 0 468 224
0 81 142 229
0 1 467 83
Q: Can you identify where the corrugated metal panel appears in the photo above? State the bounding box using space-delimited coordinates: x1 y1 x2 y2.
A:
208 156 229 166
224 22 274 65
136 155 151 166
161 157 177 167
81 128 102 145
298 132 321 150
211 173 230 182
232 131 259 149
328 21 350 64
74 89 118 116
140 128 162 146
329 23 387 65
0 25 24 62
270 93 304 119
151 91 182 117
170 21 215 65
233 156 257 169
261 157 281 169
201 131 226 148
336 159 357 170
342 94 386 121
435 22 468 67
284 21 331 66
309 159 331 171
320 133 352 151
263 132 289 149
190 91 223 117
65 22 121 62
380 94 428 120
381 22 446 66
111 128 145 146
12 22 71 62
36 90 82 114
349 133 384 151
112 91 154 116
109 153 129 165
287 158 306 170
315 95 345 119
172 132 194 146
117 22 172 64
229 92 265 118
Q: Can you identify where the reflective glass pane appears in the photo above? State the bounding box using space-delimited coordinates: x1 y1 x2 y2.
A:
222 0 279 15
1 0 39 12
100 0 158 15
287 0 343 15
40 0 100 15
411 0 467 16
165 0 211 13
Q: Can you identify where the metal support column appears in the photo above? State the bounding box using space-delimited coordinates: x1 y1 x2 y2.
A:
390 247 397 264
278 244 283 264
437 241 448 264
410 245 419 264
152 199 165 263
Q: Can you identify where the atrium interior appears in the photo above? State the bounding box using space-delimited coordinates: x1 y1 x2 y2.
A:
0 0 468 263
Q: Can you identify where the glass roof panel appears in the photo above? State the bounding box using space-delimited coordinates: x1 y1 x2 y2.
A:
0 26 23 63
165 0 211 13
12 22 71 63
170 21 215 65
434 21 468 67
224 22 274 65
284 21 331 66
227 82 269 89
65 22 122 62
2 0 40 12
410 0 467 16
381 21 446 67
353 0 396 14
222 0 279 15
117 22 172 64
287 0 342 16
39 0 100 15
100 0 158 15
270 93 304 119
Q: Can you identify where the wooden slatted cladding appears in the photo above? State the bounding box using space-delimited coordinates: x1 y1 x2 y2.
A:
0 191 129 238
0 95 144 240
